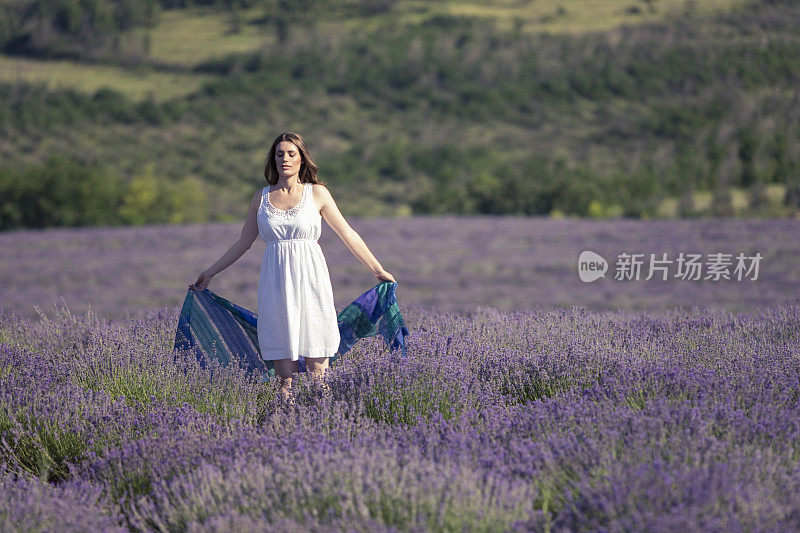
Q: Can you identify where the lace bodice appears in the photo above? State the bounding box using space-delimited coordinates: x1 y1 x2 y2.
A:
265 183 310 218
257 183 321 244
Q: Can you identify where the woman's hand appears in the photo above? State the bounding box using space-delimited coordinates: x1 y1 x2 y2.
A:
375 269 396 283
190 270 213 291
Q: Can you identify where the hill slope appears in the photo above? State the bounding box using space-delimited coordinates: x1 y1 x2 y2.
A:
1 0 799 228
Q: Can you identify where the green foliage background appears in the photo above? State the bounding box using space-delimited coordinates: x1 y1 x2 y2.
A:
1 0 799 230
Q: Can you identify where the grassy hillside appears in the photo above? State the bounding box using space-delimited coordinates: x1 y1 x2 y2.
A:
137 0 751 65
2 0 799 228
1 1 751 97
0 55 212 100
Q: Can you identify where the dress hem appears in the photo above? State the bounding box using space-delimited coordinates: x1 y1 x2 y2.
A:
259 352 337 362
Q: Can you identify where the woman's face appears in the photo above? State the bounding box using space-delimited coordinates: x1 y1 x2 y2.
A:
275 141 302 179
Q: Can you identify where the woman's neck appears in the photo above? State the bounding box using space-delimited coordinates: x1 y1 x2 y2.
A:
273 176 302 193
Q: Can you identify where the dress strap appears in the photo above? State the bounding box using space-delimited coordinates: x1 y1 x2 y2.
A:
308 183 319 213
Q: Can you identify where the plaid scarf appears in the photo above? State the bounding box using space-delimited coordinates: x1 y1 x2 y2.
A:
173 281 409 380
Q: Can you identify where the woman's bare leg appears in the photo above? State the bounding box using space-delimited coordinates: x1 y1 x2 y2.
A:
305 357 331 395
273 358 299 404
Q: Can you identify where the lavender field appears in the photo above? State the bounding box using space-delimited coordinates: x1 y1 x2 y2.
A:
2 298 800 530
2 217 800 531
1 217 799 321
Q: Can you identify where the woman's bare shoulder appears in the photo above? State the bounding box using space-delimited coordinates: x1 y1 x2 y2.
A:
312 183 335 213
312 183 333 199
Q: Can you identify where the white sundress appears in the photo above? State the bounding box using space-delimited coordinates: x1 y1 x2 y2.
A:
256 182 340 362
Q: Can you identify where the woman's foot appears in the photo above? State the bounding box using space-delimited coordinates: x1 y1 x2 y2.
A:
309 372 332 398
318 379 332 398
278 390 296 409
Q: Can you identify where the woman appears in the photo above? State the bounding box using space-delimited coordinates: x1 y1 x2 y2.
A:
191 132 396 401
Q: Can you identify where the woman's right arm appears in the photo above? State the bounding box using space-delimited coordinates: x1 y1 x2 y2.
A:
191 190 262 290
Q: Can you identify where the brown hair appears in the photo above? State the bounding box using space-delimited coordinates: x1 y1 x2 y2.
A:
263 132 326 186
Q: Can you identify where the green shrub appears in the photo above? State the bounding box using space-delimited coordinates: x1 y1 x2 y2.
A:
0 156 125 231
0 156 212 231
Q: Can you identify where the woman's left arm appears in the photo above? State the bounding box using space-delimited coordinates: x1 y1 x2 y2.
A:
314 184 396 283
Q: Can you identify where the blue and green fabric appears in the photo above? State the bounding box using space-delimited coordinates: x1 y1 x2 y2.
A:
173 281 410 381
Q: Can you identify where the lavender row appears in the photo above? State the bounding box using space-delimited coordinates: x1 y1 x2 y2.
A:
1 300 799 530
2 217 798 322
